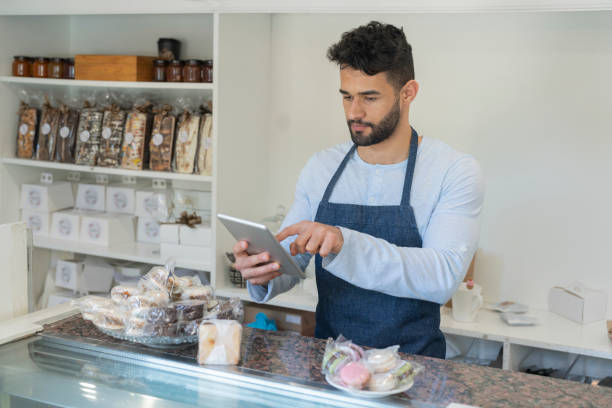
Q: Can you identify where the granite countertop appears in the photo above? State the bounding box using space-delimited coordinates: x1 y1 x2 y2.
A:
42 315 612 408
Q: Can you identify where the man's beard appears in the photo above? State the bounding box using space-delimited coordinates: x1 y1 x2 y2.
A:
347 101 401 147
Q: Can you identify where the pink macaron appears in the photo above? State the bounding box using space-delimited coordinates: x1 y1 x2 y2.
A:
339 361 371 389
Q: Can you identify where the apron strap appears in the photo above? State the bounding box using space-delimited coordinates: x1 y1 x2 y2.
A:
320 144 357 204
400 127 419 207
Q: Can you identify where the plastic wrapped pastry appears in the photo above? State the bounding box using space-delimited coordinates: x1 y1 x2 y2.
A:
173 109 200 174
73 296 114 321
120 101 152 170
197 319 242 365
138 266 170 292
16 102 39 159
363 346 401 373
92 307 128 331
98 104 126 167
126 290 171 310
110 285 141 305
321 335 365 377
74 104 104 165
55 104 79 163
196 112 213 175
178 285 214 301
149 105 176 171
35 98 60 161
205 297 243 322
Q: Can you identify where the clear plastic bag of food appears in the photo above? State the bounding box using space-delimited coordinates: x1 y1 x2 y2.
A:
120 99 153 170
126 290 171 310
173 97 201 174
16 90 40 159
98 96 127 168
110 284 142 305
55 95 80 163
137 265 171 292
195 111 213 175
130 305 179 324
321 335 365 377
149 104 176 172
197 319 242 365
74 97 104 165
35 96 60 161
72 295 114 321
205 297 243 321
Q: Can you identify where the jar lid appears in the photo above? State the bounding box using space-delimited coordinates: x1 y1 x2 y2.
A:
170 59 183 64
185 59 202 65
13 56 29 59
203 59 213 66
153 59 168 64
36 57 50 61
51 57 63 62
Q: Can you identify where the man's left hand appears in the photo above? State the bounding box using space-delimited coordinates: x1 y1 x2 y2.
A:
276 221 344 257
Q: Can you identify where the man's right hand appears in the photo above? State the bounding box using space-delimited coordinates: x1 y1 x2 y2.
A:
232 240 281 286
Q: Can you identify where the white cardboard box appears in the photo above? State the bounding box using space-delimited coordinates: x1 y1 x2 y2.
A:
47 290 80 307
76 183 106 212
21 182 74 212
55 259 84 291
173 189 211 211
106 185 137 214
135 190 171 220
50 210 86 241
137 217 161 244
160 224 180 244
179 224 212 247
21 210 51 236
548 282 608 324
80 213 135 246
161 243 211 265
82 257 115 292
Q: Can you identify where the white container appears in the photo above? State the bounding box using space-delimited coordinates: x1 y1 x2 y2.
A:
55 259 84 291
548 282 608 324
80 213 135 246
21 182 74 212
106 185 137 214
82 257 115 292
113 261 148 278
47 290 80 307
160 224 180 244
137 217 161 244
76 183 106 212
21 210 51 236
173 189 211 211
135 190 171 220
451 282 484 322
50 210 86 241
161 243 211 265
179 224 212 247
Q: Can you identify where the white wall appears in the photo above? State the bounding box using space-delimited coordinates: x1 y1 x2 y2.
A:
265 12 612 317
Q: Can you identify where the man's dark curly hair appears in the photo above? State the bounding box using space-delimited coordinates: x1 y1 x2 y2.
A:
327 21 414 91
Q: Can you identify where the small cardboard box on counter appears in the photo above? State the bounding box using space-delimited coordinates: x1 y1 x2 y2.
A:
47 290 80 307
21 210 51 236
55 259 84 292
548 282 608 324
135 190 171 220
137 217 161 244
161 243 211 265
244 302 315 337
106 184 139 214
21 182 74 212
79 213 135 246
82 257 115 292
75 183 106 212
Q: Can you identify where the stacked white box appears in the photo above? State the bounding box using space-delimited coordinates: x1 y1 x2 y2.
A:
161 243 212 265
21 182 74 212
179 224 212 247
106 184 139 214
50 210 87 241
21 210 51 236
75 183 106 212
137 217 161 244
160 224 180 244
135 189 171 220
79 213 135 246
55 259 84 291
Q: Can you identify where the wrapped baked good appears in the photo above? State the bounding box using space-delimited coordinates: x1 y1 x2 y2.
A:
73 296 114 321
97 104 126 168
92 307 128 331
110 285 141 305
74 103 104 165
149 105 176 171
55 104 79 163
16 102 39 159
196 113 213 175
35 98 60 161
205 297 243 322
321 335 365 377
138 265 170 292
197 319 242 365
130 305 179 324
127 290 171 310
179 285 214 301
174 299 207 321
363 346 401 373
173 109 201 174
120 101 153 170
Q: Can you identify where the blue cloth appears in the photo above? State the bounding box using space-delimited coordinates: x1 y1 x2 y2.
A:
248 135 484 306
246 312 278 331
314 128 445 358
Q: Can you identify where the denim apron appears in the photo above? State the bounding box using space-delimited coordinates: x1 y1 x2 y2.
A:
314 128 446 358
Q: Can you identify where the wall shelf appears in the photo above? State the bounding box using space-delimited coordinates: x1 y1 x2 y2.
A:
0 76 214 91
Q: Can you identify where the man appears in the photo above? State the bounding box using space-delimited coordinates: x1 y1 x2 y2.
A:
233 21 484 358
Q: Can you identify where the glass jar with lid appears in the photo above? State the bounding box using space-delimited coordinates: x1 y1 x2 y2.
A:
12 56 32 77
183 59 202 83
65 58 75 79
153 59 167 82
166 60 184 82
201 60 213 83
49 58 65 79
33 57 49 78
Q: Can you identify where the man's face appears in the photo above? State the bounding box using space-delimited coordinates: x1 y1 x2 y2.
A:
339 67 400 147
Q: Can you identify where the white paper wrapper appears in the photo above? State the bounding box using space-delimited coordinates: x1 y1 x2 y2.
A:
198 319 242 365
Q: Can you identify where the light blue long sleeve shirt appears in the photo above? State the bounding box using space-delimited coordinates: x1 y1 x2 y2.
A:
248 137 485 305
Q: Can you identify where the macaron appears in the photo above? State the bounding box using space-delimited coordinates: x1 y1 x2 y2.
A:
339 361 371 389
367 372 398 392
364 348 399 373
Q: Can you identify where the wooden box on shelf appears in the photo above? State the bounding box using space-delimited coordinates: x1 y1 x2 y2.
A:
75 55 156 82
608 320 611 341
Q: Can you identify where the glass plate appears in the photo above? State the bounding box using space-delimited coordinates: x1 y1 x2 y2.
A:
97 326 198 348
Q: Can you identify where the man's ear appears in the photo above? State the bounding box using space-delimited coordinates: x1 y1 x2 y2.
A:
400 80 419 105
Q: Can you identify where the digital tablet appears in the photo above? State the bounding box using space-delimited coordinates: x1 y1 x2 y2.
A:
217 213 306 280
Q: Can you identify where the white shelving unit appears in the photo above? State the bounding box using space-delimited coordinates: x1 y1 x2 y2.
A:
0 75 214 91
